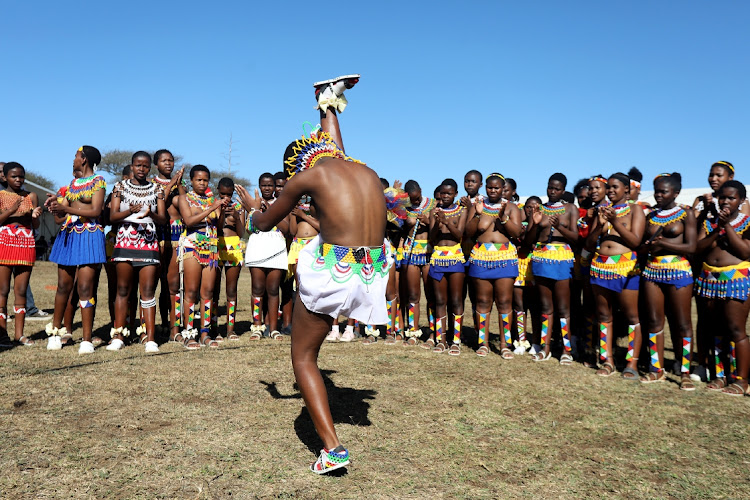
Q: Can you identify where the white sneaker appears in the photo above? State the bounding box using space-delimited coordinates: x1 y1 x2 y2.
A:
106 338 124 351
340 330 356 342
144 341 159 353
47 336 62 351
78 341 95 354
325 330 341 342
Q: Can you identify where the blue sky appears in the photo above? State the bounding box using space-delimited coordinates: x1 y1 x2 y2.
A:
1 1 748 198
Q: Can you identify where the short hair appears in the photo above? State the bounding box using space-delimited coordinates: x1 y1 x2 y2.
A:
504 178 517 192
273 171 286 182
464 170 482 182
154 149 174 164
653 172 682 192
190 164 210 179
404 180 420 194
712 161 735 175
549 172 567 188
80 145 101 169
3 162 23 176
628 167 643 183
573 178 590 196
259 172 275 183
131 150 152 165
380 177 389 189
218 177 235 190
122 165 132 177
562 191 575 204
719 180 745 200
440 178 458 191
526 195 542 205
608 172 630 189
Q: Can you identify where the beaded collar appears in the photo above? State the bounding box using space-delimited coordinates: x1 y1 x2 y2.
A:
613 203 631 218
480 200 505 218
406 196 436 216
648 206 686 227
67 174 106 202
440 203 464 218
186 190 214 210
119 179 159 206
540 201 565 217
704 212 750 236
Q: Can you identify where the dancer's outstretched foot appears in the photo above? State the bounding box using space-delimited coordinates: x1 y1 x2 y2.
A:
314 74 360 113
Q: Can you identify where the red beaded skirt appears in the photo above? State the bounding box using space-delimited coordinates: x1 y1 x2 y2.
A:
0 224 35 266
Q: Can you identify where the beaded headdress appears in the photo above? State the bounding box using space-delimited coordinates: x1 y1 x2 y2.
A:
590 175 607 185
284 132 362 178
713 161 734 173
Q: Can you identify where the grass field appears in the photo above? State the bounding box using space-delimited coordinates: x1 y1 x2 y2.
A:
1 261 749 499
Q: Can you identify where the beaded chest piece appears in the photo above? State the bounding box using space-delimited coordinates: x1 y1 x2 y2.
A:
649 206 687 227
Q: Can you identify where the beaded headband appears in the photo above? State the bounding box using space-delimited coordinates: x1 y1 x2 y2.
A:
590 176 607 185
654 173 671 181
630 179 641 189
713 161 734 173
486 172 505 181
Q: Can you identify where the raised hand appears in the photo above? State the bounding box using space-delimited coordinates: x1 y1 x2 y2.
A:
235 185 262 212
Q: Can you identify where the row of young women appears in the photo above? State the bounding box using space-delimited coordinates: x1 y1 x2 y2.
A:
374 162 749 397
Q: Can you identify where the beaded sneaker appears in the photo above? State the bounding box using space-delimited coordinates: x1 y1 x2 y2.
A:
310 446 350 475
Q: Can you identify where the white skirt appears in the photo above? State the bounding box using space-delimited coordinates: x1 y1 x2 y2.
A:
244 230 288 270
297 236 389 325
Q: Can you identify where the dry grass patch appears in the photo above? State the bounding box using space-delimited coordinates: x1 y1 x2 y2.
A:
1 262 749 498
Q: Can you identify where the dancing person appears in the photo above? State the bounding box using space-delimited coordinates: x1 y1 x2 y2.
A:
640 173 696 389
427 179 468 355
213 177 245 341
0 162 42 346
695 181 750 396
178 165 227 349
400 180 435 346
525 173 578 362
244 172 289 340
108 151 167 353
46 146 106 353
237 74 387 473
151 149 187 342
465 173 522 358
586 173 645 378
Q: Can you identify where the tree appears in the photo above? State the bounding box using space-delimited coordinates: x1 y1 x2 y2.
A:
24 171 56 189
99 149 185 178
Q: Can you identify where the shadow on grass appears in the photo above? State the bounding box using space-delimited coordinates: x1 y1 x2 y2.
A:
260 370 376 455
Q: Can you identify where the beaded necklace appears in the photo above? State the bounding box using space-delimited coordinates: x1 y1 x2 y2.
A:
440 203 464 218
120 179 159 209
480 200 504 218
540 201 565 217
649 205 686 227
613 203 631 218
67 174 106 202
406 196 436 216
703 212 750 236
186 190 214 210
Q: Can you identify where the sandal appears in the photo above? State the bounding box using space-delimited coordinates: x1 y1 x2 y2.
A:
721 382 749 396
16 335 35 346
448 343 461 356
596 362 617 376
383 335 396 345
60 334 74 347
403 337 418 346
432 342 448 354
170 332 185 344
215 334 225 343
228 333 240 341
621 366 639 381
639 371 666 383
140 333 148 345
532 351 552 362
476 345 489 357
679 376 696 392
270 330 284 340
184 338 200 350
91 336 103 347
420 339 436 350
501 347 514 360
201 335 219 348
362 335 378 345
706 378 727 391
560 352 574 366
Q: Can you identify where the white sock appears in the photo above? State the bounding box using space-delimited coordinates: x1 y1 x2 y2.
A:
345 325 354 334
332 325 340 334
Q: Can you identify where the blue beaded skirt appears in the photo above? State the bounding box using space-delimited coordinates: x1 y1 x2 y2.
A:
50 217 106 266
